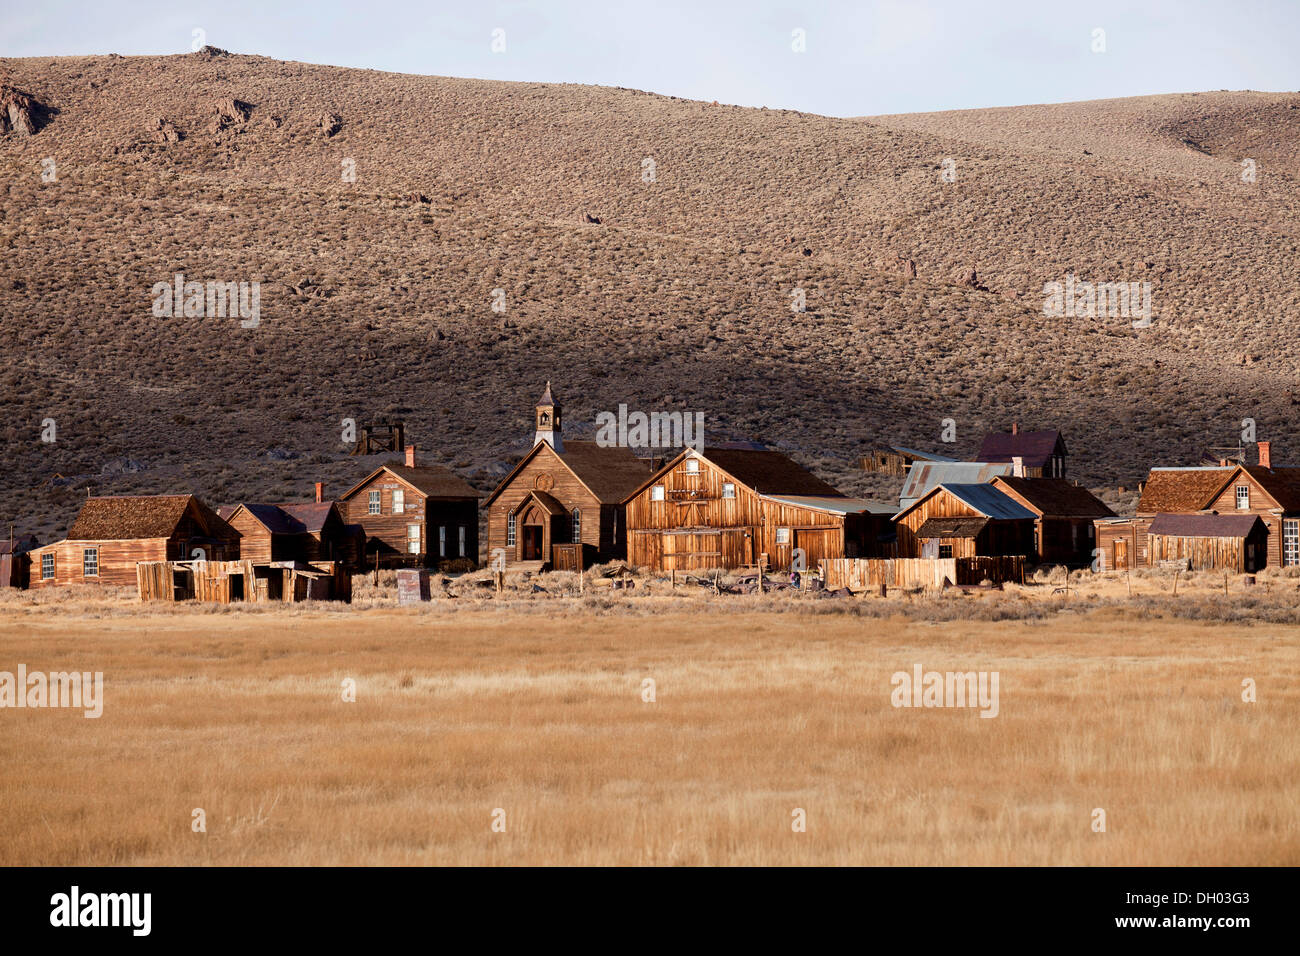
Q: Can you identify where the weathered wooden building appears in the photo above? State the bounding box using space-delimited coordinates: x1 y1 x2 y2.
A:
1143 513 1269 572
893 483 1036 559
860 446 956 476
624 445 894 571
897 461 1015 511
219 494 362 569
976 424 1068 478
0 534 37 589
27 494 238 588
991 476 1115 564
484 386 652 569
337 446 481 568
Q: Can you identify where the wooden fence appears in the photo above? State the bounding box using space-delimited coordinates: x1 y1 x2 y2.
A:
138 559 351 603
550 543 582 572
820 556 1025 592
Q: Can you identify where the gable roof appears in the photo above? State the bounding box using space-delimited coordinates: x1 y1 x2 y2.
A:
702 447 843 496
916 516 990 538
276 502 339 534
899 461 1015 508
513 489 567 516
484 440 652 507
993 476 1115 518
68 494 198 540
1240 465 1300 511
1148 513 1266 538
1138 466 1241 513
0 534 38 555
340 462 480 502
976 429 1065 468
940 484 1037 520
762 494 896 516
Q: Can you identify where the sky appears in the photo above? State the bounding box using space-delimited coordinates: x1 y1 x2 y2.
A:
2 0 1297 116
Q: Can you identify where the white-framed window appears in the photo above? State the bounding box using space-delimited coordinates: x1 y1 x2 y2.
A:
684 458 700 475
458 525 467 558
572 508 581 543
392 489 405 514
83 548 98 577
407 523 420 554
775 527 790 545
1236 485 1250 510
368 490 381 515
1285 519 1299 567
722 482 736 499
439 526 446 558
651 485 665 502
507 513 516 546
41 552 54 580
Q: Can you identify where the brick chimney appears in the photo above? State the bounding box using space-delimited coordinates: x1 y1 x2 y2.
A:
405 445 416 468
1012 455 1025 478
314 482 324 503
1011 422 1019 436
1258 441 1272 469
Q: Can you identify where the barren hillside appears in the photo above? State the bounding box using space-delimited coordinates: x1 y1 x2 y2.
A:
1 50 1298 538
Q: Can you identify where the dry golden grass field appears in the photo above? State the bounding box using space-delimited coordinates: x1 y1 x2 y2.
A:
2 596 1296 866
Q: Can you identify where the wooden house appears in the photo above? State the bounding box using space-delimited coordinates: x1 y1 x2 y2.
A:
219 493 362 570
1097 443 1300 570
991 476 1115 564
898 461 1014 511
27 494 238 588
893 483 1036 559
1145 513 1269 572
976 424 1067 478
337 446 481 568
623 444 894 572
483 385 652 569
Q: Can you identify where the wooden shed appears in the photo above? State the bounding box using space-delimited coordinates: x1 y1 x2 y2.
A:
137 558 351 603
0 534 37 589
338 446 481 569
859 447 956 476
220 497 359 569
623 444 892 572
893 483 1036 559
1145 513 1269 572
27 494 238 588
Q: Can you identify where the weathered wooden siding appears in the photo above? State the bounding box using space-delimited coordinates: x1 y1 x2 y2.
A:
1147 532 1265 572
28 539 170 588
1204 476 1283 567
894 492 982 558
340 473 478 565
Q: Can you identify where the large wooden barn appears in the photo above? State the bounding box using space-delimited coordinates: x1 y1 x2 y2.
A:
991 476 1114 564
27 494 238 588
623 444 893 572
337 446 481 568
483 385 652 570
893 483 1036 559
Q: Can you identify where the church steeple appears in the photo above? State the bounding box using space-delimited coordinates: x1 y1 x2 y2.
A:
535 382 563 452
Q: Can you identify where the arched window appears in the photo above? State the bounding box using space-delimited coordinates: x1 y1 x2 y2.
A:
572 508 582 543
507 512 516 546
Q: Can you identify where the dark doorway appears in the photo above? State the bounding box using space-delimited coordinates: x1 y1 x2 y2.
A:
522 525 543 560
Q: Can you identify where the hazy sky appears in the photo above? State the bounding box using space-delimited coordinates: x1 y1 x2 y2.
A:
3 0 1297 116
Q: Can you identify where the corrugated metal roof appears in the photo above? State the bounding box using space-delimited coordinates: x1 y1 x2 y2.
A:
762 494 894 515
899 462 1014 508
940 483 1037 520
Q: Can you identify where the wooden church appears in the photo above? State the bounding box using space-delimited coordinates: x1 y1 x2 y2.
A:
482 384 652 570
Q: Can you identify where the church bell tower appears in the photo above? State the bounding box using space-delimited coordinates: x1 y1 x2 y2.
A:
534 382 563 453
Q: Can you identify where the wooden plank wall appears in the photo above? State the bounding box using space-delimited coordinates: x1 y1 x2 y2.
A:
487 445 605 565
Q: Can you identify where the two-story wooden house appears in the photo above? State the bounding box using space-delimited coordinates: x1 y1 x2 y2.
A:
337 447 481 568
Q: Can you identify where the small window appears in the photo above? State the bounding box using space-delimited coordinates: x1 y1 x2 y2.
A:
1284 519 1299 567
939 544 953 559
368 490 381 515
684 458 700 475
458 525 467 558
572 508 582 543
722 482 736 499
392 489 405 515
407 523 420 555
776 527 790 545
41 552 54 580
83 548 99 577
438 525 447 558
651 485 665 502
1236 485 1250 510
507 513 516 546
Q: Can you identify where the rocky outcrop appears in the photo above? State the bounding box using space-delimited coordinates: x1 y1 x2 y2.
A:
318 112 342 137
0 87 48 136
150 117 182 143
207 97 252 133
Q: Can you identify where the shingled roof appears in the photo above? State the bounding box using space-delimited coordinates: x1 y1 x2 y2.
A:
701 446 843 496
916 516 991 538
1138 467 1238 513
556 441 655 503
976 429 1065 468
1241 465 1300 511
68 494 213 540
1148 513 1266 538
340 462 481 501
994 477 1115 518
